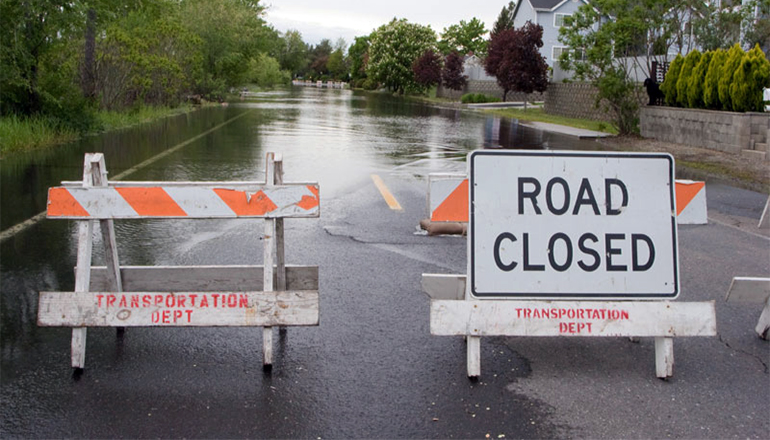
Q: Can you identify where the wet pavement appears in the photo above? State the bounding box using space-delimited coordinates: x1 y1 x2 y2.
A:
1 88 768 438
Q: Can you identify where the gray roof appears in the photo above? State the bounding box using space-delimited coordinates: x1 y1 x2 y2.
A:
529 0 567 9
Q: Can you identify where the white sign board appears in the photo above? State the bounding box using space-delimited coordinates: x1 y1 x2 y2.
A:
469 150 679 299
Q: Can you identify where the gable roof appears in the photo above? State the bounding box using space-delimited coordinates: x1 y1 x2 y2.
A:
514 0 589 18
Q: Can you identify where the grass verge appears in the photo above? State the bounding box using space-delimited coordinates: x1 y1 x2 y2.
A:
478 107 619 135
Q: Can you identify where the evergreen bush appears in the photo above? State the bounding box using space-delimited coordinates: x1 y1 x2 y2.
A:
729 44 770 112
676 50 701 108
718 44 745 111
703 49 727 109
660 54 683 106
687 51 713 109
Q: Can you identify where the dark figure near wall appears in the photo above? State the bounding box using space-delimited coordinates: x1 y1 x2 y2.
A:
644 78 664 106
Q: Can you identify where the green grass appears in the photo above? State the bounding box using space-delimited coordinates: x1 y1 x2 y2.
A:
479 107 619 135
1 104 198 157
0 115 79 156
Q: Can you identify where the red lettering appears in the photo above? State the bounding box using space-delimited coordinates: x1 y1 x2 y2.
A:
577 309 585 319
541 309 550 318
166 295 175 308
107 295 117 307
228 294 237 307
96 295 104 307
155 295 163 306
189 294 197 307
524 308 532 318
177 295 186 308
559 322 569 333
185 310 193 322
239 294 248 308
119 296 127 307
586 322 593 332
559 309 566 319
567 309 576 319
143 295 151 307
173 310 183 322
200 296 209 308
152 311 159 323
131 295 139 308
162 310 171 323
533 309 541 319
568 322 576 333
212 294 220 307
621 310 629 320
516 308 522 318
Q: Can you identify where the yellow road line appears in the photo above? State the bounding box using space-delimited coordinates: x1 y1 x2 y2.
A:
371 174 403 211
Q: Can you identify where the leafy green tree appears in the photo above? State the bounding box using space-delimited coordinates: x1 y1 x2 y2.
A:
438 18 487 56
729 45 770 112
687 51 713 109
308 39 333 78
277 30 308 77
366 19 438 94
492 1 516 35
718 44 745 111
558 0 659 134
660 54 683 106
676 50 701 107
348 35 370 81
248 53 289 87
703 49 727 109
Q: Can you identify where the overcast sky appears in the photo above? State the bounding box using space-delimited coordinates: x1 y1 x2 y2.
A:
264 1 512 47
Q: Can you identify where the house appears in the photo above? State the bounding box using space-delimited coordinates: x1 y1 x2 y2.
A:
512 0 591 68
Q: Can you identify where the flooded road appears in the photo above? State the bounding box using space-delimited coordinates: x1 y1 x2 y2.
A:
3 88 767 438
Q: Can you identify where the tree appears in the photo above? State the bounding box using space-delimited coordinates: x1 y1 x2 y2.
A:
309 39 333 78
439 18 488 56
687 51 713 109
442 52 467 91
413 50 443 88
348 35 370 81
485 21 548 103
492 1 516 35
277 30 308 76
660 54 683 106
729 45 770 112
366 19 438 94
703 49 728 109
557 0 681 134
718 44 745 111
675 50 701 107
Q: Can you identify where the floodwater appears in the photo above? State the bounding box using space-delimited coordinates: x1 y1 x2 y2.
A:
0 88 599 437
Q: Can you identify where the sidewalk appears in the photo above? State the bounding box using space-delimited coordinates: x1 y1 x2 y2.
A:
521 120 613 139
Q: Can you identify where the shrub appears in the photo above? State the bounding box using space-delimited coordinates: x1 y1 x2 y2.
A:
687 51 713 109
676 50 701 107
703 49 727 109
730 44 770 112
660 54 683 106
718 44 745 111
461 93 501 104
362 78 378 90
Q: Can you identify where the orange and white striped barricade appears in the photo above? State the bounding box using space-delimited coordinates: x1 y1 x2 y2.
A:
422 151 717 379
726 277 770 340
38 152 320 371
425 174 708 230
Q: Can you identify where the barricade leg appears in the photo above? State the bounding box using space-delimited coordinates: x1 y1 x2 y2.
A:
655 337 674 379
755 297 770 340
467 336 481 378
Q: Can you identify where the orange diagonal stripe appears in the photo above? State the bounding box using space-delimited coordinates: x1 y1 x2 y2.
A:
675 181 705 216
297 185 320 210
47 188 89 217
432 179 469 222
214 188 278 216
115 187 187 217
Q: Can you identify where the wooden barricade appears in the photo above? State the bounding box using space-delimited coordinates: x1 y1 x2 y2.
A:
38 153 320 370
726 277 770 339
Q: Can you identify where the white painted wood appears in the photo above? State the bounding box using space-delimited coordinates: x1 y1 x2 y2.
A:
430 300 716 337
91 156 123 294
759 196 770 229
61 180 319 188
467 336 481 378
655 337 674 378
726 277 770 303
755 297 770 340
39 290 319 327
71 154 97 369
87 265 319 292
47 184 320 219
421 274 466 300
263 153 276 367
274 157 286 292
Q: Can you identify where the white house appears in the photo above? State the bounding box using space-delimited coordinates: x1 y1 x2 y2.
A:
512 0 591 68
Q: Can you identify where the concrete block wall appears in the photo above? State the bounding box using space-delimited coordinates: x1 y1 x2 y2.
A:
543 83 615 121
640 106 770 159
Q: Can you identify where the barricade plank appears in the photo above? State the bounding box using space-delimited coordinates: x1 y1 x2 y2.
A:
430 300 716 337
38 290 319 327
421 274 466 300
47 184 320 219
725 277 770 303
87 265 318 292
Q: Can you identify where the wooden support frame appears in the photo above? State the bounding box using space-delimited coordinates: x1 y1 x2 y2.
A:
39 153 319 370
422 274 717 379
726 277 770 340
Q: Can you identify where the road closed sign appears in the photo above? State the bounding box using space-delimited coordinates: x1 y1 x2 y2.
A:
469 150 679 299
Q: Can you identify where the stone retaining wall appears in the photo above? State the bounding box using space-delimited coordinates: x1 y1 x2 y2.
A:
543 83 615 121
640 106 770 159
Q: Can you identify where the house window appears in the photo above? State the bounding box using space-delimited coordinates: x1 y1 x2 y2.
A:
552 46 568 61
554 13 571 27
